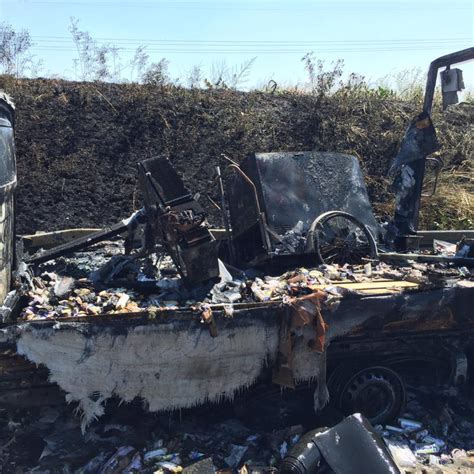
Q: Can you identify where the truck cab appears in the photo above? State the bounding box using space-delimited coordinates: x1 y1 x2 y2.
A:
0 94 16 304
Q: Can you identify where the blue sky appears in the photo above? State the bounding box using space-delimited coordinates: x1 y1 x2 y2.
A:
1 0 473 90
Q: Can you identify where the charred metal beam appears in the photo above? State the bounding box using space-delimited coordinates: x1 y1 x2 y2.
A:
26 219 132 265
380 252 474 267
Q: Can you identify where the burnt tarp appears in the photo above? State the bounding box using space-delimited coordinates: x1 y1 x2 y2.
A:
227 151 378 263
0 94 16 304
7 283 474 429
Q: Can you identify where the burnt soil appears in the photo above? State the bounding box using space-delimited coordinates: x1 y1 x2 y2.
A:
1 77 472 233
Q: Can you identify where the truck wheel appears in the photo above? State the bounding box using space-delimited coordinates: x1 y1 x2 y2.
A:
330 366 406 425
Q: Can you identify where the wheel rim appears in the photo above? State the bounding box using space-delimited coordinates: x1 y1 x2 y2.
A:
316 215 372 264
307 211 377 265
338 366 405 425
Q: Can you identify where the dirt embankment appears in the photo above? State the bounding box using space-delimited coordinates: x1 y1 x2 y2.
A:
1 77 472 233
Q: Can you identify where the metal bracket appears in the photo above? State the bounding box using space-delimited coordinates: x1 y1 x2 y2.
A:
442 341 469 386
452 351 468 386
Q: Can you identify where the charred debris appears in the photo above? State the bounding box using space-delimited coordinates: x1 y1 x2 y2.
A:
12 148 474 318
13 144 474 322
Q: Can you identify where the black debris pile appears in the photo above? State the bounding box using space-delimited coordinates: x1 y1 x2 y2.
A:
1 383 474 472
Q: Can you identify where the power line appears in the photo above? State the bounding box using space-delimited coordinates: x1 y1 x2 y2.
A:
30 45 472 54
28 35 472 54
30 43 472 51
30 36 472 46
29 37 472 55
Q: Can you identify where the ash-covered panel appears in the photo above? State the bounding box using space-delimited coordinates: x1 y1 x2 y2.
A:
251 151 378 238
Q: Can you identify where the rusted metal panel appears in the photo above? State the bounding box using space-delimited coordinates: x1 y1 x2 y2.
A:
330 284 474 337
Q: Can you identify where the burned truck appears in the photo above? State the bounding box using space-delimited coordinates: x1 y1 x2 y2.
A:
0 48 473 430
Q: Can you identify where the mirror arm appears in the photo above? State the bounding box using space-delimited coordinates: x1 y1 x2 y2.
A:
423 47 474 115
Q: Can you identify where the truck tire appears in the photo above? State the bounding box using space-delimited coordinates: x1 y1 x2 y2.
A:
328 365 406 425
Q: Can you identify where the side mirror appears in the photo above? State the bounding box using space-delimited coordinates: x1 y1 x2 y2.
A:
422 157 443 197
440 67 465 109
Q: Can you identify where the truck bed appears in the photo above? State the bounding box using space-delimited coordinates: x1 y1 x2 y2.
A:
2 271 473 429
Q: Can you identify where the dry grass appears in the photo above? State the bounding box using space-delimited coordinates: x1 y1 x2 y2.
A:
420 166 474 230
419 101 474 230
